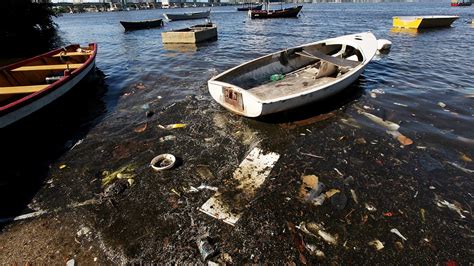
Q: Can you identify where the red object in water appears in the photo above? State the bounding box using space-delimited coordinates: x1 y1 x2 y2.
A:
446 260 458 266
383 212 393 217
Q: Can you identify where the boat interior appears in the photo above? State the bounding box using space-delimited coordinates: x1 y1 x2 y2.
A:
0 44 93 105
215 43 363 100
175 23 215 32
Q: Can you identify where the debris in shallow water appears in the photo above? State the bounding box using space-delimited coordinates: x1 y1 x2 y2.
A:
300 222 338 245
300 152 324 159
150 154 176 171
350 189 359 204
420 208 426 223
195 165 215 180
390 228 407 241
134 123 147 133
438 102 446 108
393 102 408 107
370 92 377 98
334 168 343 176
134 82 146 90
59 164 66 169
355 137 367 144
325 189 340 198
360 111 400 131
198 237 219 260
395 241 404 251
368 239 384 250
435 199 467 218
101 164 136 187
197 184 218 191
299 175 327 206
397 134 414 146
199 148 280 226
305 244 325 258
103 179 129 197
460 153 472 162
445 161 474 174
159 135 176 142
70 139 83 150
159 123 187 130
66 259 75 266
76 226 91 237
365 203 377 212
383 212 393 217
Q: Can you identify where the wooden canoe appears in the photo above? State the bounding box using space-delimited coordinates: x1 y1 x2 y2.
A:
120 18 164 31
0 43 97 128
163 10 210 21
249 5 302 19
208 32 378 117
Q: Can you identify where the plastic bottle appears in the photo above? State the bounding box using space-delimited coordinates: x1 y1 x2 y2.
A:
270 74 285 81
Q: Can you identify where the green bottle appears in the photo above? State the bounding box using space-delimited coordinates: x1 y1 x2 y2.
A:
270 74 285 82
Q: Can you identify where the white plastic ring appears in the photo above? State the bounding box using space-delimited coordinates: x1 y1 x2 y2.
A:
150 154 176 171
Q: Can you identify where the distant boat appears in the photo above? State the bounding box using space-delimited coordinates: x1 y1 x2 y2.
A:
392 16 459 29
237 4 263 11
163 10 210 21
450 0 472 6
208 32 378 117
120 18 164 31
162 23 217 44
0 44 97 128
249 5 302 19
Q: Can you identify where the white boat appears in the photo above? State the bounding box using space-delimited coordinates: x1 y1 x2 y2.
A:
163 10 210 21
208 32 378 117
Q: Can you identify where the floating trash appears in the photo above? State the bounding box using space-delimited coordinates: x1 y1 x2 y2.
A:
390 228 407 241
159 123 187 130
150 154 176 171
368 239 384 250
134 123 148 133
197 237 219 260
365 203 377 212
360 111 400 131
435 199 467 219
159 135 176 142
199 147 280 226
437 102 446 108
299 175 327 206
101 164 136 187
299 222 338 245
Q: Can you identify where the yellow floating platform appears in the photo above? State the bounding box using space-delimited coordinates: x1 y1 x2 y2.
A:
392 15 459 29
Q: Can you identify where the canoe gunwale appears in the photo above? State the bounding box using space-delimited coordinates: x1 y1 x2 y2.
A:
0 43 97 114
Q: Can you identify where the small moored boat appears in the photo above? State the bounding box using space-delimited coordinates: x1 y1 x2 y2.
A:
392 15 459 29
0 44 97 128
162 23 217 44
249 5 302 19
120 18 164 31
163 10 210 21
208 32 378 117
450 0 472 6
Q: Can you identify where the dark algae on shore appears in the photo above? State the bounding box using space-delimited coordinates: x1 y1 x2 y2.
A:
0 2 473 264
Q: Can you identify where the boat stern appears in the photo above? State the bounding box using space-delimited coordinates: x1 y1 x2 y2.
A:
208 80 262 117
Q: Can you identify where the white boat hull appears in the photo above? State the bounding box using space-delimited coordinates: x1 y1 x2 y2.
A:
0 61 95 128
208 32 378 117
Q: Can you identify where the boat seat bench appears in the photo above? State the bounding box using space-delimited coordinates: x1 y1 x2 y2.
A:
11 64 83 72
52 52 92 57
0 84 49 95
295 50 360 68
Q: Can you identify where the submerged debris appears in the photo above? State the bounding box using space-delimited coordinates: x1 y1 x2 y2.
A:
435 199 467 219
298 222 338 245
390 228 407 241
101 164 137 187
197 237 219 261
199 147 280 226
368 239 384 251
299 175 327 206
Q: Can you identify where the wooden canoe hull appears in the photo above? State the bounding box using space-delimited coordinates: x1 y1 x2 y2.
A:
164 10 210 21
392 16 459 29
208 32 378 117
249 5 302 19
0 44 97 128
120 19 163 31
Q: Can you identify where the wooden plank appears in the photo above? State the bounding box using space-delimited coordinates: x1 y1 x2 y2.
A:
52 52 91 57
296 50 360 68
0 84 49 95
11 64 82 72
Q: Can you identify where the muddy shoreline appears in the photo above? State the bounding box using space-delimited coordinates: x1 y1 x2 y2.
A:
1 81 472 264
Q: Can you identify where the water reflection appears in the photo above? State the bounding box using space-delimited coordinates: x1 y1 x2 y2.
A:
0 69 107 219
